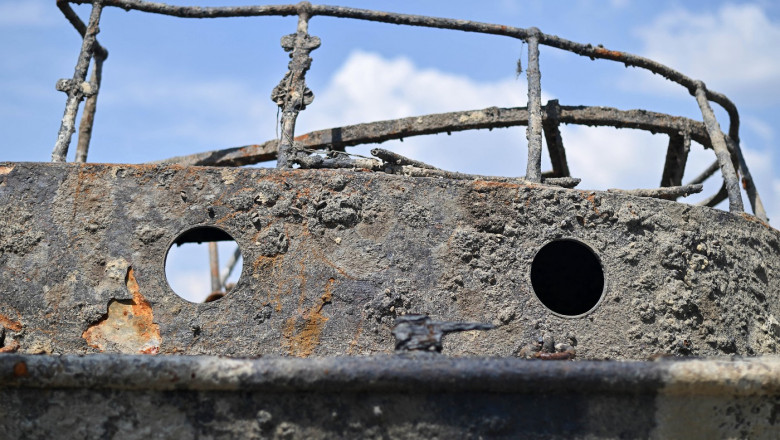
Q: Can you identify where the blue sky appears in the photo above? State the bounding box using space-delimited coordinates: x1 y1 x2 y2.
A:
1 0 779 299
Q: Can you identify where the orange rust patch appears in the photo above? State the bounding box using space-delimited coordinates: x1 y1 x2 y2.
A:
13 361 28 377
594 47 623 58
0 340 20 354
283 278 335 357
82 268 161 354
472 180 521 190
0 313 22 332
739 212 773 230
581 191 601 215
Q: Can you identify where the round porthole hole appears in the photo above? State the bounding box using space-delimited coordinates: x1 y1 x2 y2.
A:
530 239 604 317
165 226 243 303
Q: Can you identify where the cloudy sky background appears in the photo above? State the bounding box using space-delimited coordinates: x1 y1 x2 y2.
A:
1 0 779 300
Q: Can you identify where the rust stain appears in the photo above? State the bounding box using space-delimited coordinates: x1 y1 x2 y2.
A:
0 340 20 354
740 212 773 230
581 191 601 215
282 278 335 357
13 361 28 377
82 267 161 354
472 180 520 190
347 319 363 355
594 47 622 58
0 165 14 176
0 313 22 332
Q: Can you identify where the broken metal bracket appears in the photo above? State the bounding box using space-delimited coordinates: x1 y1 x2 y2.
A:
392 315 494 352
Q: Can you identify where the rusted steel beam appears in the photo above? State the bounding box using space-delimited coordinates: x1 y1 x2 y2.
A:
542 99 569 178
525 31 543 183
660 131 690 188
607 184 703 200
155 106 715 167
52 1 104 162
693 82 743 213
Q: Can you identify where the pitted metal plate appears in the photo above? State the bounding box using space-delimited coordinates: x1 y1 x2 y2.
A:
0 162 779 359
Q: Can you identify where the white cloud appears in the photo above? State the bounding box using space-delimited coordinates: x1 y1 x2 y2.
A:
0 1 58 27
298 51 532 175
301 51 529 129
633 3 780 105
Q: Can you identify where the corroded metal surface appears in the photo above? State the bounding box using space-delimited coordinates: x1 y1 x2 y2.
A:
1 163 778 359
1 354 779 438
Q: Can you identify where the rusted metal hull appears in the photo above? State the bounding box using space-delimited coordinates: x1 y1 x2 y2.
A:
1 162 779 359
1 354 779 439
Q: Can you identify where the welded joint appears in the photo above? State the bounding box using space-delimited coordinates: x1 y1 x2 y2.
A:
55 78 99 99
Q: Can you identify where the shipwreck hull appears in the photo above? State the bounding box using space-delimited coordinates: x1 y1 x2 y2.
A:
0 162 778 359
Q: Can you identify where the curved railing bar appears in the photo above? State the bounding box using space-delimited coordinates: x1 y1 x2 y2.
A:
66 0 740 139
153 105 719 167
53 0 765 219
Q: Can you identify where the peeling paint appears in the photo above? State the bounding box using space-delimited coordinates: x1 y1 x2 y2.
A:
82 267 161 354
0 313 22 332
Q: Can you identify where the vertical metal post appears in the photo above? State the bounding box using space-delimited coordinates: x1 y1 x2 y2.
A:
209 242 222 293
52 0 104 162
75 55 105 163
272 2 319 168
542 99 569 178
693 81 743 213
660 130 690 188
725 137 768 221
525 30 543 182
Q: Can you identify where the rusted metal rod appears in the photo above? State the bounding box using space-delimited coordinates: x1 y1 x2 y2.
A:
525 31 543 183
371 148 438 170
57 0 109 59
685 160 720 186
154 105 716 168
208 242 221 293
693 82 743 213
725 137 768 221
52 0 104 162
607 184 703 200
65 0 742 141
542 99 569 178
219 246 242 288
699 183 728 208
660 130 690 188
75 55 105 163
272 4 320 168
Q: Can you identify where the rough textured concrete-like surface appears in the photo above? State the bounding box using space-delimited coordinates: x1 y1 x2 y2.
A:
0 162 779 359
0 355 779 439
